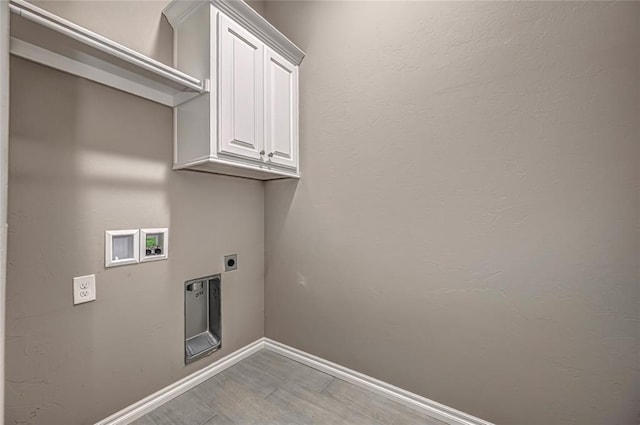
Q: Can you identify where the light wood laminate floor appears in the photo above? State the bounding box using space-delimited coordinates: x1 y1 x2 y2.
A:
131 349 447 425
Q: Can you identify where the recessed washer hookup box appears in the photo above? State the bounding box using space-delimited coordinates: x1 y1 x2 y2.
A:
184 274 221 364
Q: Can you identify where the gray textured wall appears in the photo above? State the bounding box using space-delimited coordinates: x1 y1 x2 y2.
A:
263 2 640 424
0 1 9 422
6 2 265 424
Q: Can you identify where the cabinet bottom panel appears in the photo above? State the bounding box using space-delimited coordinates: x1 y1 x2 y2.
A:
173 157 299 181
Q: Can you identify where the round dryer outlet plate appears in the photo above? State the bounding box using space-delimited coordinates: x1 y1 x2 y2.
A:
224 254 237 271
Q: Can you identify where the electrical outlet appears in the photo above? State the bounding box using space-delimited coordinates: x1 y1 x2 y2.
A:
73 274 96 305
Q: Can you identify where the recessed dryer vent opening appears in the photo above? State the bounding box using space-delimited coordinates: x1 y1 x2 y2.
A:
184 274 221 364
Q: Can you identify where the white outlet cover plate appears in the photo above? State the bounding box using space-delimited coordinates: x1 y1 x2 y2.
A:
73 274 96 305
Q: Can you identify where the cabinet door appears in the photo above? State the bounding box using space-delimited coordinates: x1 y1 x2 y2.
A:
218 14 264 161
265 48 298 170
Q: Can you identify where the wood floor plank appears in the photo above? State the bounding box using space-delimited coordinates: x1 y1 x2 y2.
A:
242 349 303 379
201 413 236 425
128 415 156 425
322 378 448 425
265 387 348 425
191 372 290 425
219 356 285 397
129 391 216 425
267 384 387 425
133 349 450 425
245 350 334 394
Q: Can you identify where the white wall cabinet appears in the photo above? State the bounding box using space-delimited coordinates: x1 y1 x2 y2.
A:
164 1 305 180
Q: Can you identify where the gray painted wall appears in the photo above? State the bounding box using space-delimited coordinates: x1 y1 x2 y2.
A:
263 2 640 424
5 1 640 425
6 2 265 424
0 1 9 422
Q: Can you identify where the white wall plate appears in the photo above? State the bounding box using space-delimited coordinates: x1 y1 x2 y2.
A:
73 274 96 305
140 228 169 262
105 229 140 267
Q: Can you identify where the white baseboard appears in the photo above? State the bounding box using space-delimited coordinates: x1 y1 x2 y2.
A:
97 337 493 425
95 339 265 425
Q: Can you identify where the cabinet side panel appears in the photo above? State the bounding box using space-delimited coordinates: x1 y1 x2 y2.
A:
175 5 211 80
176 94 211 165
174 6 211 165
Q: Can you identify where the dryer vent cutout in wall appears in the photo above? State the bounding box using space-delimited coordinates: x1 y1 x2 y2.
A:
185 275 221 364
105 230 139 267
140 228 169 262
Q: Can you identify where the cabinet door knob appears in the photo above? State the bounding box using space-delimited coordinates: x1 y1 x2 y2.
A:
259 150 265 156
268 152 274 158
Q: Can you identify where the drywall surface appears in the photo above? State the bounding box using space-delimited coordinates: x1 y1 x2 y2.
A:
0 1 9 423
6 2 264 424
264 2 640 424
246 0 265 18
